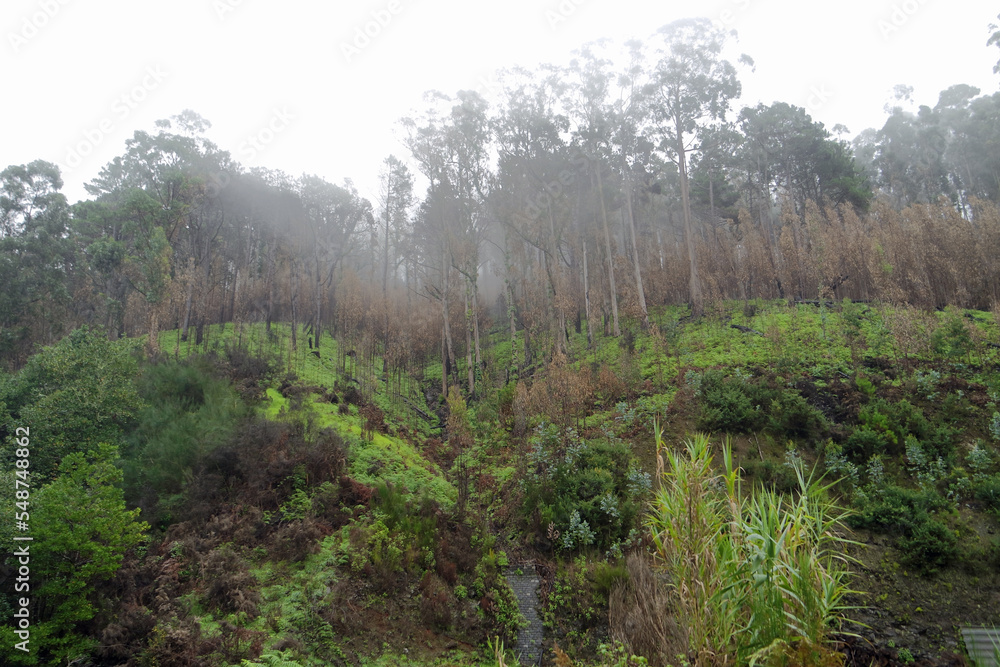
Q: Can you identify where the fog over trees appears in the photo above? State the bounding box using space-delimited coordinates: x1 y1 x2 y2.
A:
4 12 1000 667
3 18 999 381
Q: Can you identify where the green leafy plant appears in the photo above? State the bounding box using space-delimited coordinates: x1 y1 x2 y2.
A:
849 484 957 572
646 427 856 667
0 443 148 664
521 424 645 552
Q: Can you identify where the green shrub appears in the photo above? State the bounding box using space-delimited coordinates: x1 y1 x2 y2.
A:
767 390 826 440
849 485 956 572
898 519 958 572
123 357 245 501
931 311 973 360
845 398 954 463
694 370 825 440
0 326 144 481
844 426 888 462
974 474 1000 514
521 424 645 552
472 550 525 641
497 381 517 427
696 369 766 433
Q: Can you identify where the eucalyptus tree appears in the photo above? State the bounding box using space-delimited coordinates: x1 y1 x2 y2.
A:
377 155 415 295
933 86 1000 207
402 94 460 393
688 123 742 220
0 161 75 366
373 155 414 379
738 102 871 224
297 174 372 352
82 111 233 353
492 65 577 357
645 18 745 318
865 106 952 208
563 44 624 336
403 90 493 395
610 38 655 329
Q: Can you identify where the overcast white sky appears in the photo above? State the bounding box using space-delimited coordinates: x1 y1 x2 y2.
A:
2 0 998 206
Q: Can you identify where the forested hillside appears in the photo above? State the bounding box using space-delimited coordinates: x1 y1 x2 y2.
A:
2 14 1000 667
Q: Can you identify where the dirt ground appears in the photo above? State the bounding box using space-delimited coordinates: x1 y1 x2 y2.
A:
844 517 1000 665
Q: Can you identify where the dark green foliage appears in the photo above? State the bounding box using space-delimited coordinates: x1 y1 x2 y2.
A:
974 474 1000 514
0 161 75 367
849 485 957 572
898 519 958 573
742 458 800 493
373 481 439 556
694 370 825 439
845 398 954 463
521 424 646 552
471 548 525 642
0 443 148 664
767 389 826 440
497 380 517 427
844 427 888 462
0 326 144 481
931 311 973 360
697 370 763 433
124 356 246 505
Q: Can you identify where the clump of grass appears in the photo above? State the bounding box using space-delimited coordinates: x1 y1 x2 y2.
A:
646 426 856 667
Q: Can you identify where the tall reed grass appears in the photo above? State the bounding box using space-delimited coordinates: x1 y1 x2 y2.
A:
647 426 857 667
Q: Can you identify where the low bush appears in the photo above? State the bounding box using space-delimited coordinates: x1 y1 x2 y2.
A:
694 369 826 440
844 398 954 463
521 424 648 552
849 484 957 572
974 474 1000 514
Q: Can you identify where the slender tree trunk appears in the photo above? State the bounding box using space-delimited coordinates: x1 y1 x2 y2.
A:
263 241 275 336
622 161 649 328
596 161 621 336
442 258 457 388
545 206 568 355
441 325 448 397
382 193 392 375
503 229 518 379
147 303 160 355
472 276 482 387
180 257 195 342
312 254 324 351
290 258 299 351
229 266 239 326
676 118 703 318
709 173 715 220
464 281 474 395
583 238 593 349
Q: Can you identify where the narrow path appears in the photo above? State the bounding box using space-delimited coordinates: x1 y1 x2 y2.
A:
506 563 543 666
